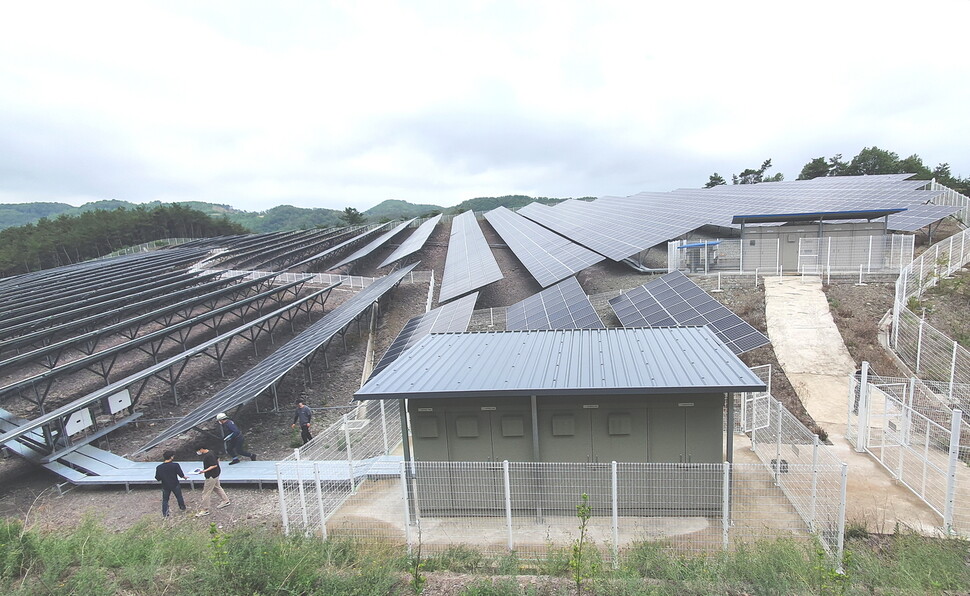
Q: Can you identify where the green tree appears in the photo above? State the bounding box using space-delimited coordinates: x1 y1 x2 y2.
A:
732 159 781 184
705 173 727 188
340 207 366 225
845 146 900 175
797 157 830 180
827 153 849 176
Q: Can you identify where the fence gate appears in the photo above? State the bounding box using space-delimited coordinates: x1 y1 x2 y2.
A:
743 392 770 433
797 239 821 274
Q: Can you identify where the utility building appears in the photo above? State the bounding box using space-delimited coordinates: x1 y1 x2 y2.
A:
355 327 766 514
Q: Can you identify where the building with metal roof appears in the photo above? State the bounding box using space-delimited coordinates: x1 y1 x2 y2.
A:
356 326 765 514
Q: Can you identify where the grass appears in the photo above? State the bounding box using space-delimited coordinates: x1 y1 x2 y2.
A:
2 516 970 595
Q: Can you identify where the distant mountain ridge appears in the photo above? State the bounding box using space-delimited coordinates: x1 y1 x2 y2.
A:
0 195 586 233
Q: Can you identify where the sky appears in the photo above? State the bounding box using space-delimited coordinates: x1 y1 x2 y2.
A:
1 1 969 213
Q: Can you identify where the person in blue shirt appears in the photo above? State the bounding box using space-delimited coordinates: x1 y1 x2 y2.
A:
154 450 187 517
216 412 256 464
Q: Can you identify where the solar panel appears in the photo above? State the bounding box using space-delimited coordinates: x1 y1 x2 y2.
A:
608 271 769 355
379 215 442 268
483 207 604 287
329 219 416 270
438 211 504 303
370 292 478 378
520 175 952 261
506 277 604 331
137 264 419 454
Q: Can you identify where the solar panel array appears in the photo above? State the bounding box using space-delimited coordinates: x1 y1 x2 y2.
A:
370 291 478 378
506 277 604 331
138 263 419 453
438 211 504 303
609 270 769 355
483 206 604 287
290 223 392 270
519 175 952 261
379 214 442 268
329 219 416 270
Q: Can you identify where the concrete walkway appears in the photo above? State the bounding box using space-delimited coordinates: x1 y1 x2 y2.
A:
763 276 940 534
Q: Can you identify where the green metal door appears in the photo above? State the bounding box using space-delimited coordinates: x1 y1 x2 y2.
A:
446 409 502 512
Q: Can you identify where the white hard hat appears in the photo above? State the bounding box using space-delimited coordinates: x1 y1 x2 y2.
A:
216 413 227 421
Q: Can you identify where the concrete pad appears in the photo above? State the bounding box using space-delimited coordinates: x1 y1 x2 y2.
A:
764 276 942 533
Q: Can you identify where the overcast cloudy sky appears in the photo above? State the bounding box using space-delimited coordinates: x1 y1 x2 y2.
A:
1 1 968 212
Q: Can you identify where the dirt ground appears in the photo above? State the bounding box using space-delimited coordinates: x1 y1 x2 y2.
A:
0 220 884 538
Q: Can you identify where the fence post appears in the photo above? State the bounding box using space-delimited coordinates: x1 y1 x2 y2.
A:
856 362 869 452
611 461 619 567
380 400 389 455
916 317 924 373
503 461 514 551
810 435 819 533
949 341 958 402
944 409 963 534
739 238 743 273
774 400 783 481
826 237 832 285
313 463 328 539
400 461 412 553
295 458 309 530
277 463 290 536
775 238 780 274
867 235 873 273
722 461 731 550
836 463 848 572
344 414 356 494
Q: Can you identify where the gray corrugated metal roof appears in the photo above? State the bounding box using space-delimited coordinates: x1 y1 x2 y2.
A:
355 327 766 400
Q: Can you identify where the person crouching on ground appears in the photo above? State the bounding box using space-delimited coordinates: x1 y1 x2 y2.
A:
292 400 312 445
154 450 187 517
193 445 230 516
216 412 256 465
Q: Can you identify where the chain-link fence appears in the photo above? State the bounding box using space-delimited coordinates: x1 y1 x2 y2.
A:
846 369 970 534
276 392 847 564
276 400 402 538
667 235 913 280
890 226 970 403
318 459 845 565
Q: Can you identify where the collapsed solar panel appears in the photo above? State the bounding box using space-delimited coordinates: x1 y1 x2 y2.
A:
608 270 769 355
484 206 604 287
329 219 416 270
438 211 504 303
506 277 604 331
379 214 442 269
370 292 478 378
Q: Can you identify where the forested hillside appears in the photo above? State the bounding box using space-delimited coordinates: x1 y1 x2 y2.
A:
0 204 245 276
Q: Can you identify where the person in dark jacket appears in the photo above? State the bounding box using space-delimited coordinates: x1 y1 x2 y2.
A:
291 400 312 445
216 412 256 465
154 450 187 517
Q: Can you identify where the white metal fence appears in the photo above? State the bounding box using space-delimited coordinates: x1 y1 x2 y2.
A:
667 235 913 280
276 400 403 538
276 392 847 563
846 367 970 534
931 180 970 225
891 227 970 401
288 459 845 565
